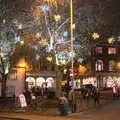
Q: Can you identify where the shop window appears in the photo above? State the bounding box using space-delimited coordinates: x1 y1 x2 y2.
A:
46 77 54 88
109 60 116 71
26 77 35 89
96 60 103 71
6 86 15 97
36 77 45 87
95 47 103 54
108 47 116 54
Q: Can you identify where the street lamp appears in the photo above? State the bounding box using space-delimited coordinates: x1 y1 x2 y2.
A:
70 0 74 85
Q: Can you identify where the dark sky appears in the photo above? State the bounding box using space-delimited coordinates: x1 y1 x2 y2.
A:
0 0 120 35
103 0 120 35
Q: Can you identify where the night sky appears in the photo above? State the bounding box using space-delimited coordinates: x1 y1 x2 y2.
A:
0 0 120 36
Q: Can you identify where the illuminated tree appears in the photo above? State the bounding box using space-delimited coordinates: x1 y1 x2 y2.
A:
0 23 17 96
0 0 108 96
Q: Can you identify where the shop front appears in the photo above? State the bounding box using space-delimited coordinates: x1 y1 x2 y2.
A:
82 77 97 87
68 78 81 90
103 76 120 88
25 76 55 89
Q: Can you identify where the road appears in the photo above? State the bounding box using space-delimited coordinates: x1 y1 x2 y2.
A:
0 99 120 120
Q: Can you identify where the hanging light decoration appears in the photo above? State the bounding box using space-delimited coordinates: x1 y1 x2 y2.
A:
40 3 49 12
63 31 68 37
92 32 100 40
108 37 115 44
3 19 6 24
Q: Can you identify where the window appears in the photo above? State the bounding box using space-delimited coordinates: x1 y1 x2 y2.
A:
109 60 116 71
95 47 103 54
96 60 103 71
108 47 116 54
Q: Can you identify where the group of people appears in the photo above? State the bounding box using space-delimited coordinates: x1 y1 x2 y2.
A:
80 87 100 107
59 87 100 116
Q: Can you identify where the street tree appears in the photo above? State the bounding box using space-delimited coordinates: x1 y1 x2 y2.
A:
0 0 109 96
0 23 17 97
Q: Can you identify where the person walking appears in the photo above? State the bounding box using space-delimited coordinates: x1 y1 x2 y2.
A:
93 88 100 107
112 86 119 100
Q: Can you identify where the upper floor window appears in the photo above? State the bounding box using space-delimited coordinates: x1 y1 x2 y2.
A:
108 47 116 54
109 60 116 71
95 47 103 54
96 60 104 71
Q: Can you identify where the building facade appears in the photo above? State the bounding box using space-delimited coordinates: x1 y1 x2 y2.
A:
91 42 120 88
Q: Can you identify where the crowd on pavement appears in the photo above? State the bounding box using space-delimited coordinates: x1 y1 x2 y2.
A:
14 84 120 116
58 86 100 116
14 85 101 115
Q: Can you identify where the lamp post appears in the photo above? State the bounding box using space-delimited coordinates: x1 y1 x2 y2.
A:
70 0 76 113
70 0 74 87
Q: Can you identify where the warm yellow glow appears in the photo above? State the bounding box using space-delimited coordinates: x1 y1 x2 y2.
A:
17 59 29 70
36 32 41 39
18 63 26 68
0 52 4 57
36 0 65 6
116 62 120 70
3 19 6 24
54 14 61 22
46 56 52 62
72 24 75 29
78 65 87 75
38 39 48 45
34 6 41 24
60 59 67 65
44 0 57 7
20 40 24 45
92 33 100 40
108 37 115 44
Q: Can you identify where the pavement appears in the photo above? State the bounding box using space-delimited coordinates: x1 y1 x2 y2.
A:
0 90 114 120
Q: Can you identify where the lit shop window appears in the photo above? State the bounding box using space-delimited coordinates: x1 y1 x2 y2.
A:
108 47 116 54
36 77 45 87
109 60 116 71
46 77 54 88
26 77 35 89
95 47 103 54
96 60 103 71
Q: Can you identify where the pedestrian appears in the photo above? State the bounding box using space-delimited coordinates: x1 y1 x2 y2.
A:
112 86 118 100
93 88 100 107
23 89 32 105
59 93 68 116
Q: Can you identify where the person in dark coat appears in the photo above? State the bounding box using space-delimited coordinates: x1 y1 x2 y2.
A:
23 89 32 105
93 88 100 107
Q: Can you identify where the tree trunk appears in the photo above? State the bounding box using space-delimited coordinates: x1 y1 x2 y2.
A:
1 73 7 97
56 66 63 98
